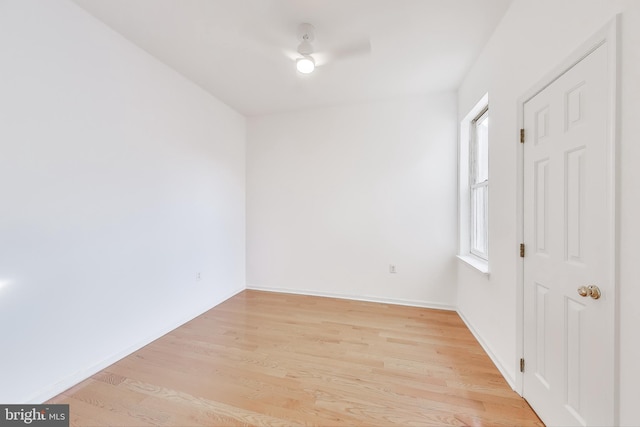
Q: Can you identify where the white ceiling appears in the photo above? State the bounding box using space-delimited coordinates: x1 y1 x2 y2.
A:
71 0 512 117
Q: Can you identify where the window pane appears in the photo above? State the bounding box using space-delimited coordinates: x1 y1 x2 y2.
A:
475 112 489 183
471 184 488 257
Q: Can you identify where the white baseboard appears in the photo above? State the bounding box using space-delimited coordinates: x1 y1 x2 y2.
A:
246 284 456 311
456 309 517 391
28 286 244 404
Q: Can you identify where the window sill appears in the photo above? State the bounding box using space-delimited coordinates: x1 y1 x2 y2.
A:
457 254 490 276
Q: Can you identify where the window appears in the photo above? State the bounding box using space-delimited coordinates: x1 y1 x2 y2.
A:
458 94 489 272
470 107 489 259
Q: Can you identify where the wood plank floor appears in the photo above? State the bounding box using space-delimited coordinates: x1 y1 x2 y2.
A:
48 290 543 426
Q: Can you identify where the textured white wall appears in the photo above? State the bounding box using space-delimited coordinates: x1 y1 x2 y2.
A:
247 93 458 308
0 0 246 402
456 1 640 424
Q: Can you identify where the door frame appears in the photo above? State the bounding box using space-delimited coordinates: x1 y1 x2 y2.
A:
515 15 620 421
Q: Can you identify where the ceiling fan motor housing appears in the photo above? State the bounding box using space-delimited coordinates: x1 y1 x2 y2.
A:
297 23 315 55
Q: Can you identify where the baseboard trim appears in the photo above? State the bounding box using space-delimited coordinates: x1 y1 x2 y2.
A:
456 309 517 391
28 286 244 404
246 284 456 311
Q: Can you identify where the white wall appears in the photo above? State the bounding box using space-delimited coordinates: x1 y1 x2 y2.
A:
247 93 458 308
456 1 640 424
0 0 246 403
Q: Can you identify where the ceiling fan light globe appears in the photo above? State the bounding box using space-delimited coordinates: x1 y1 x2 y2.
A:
296 56 315 74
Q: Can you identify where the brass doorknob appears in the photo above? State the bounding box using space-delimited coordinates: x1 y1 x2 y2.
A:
577 285 601 300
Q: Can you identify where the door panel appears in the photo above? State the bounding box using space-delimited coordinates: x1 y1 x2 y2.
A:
523 43 614 426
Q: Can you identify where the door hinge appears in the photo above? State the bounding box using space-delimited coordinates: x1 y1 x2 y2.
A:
520 358 525 372
520 243 525 258
520 128 525 143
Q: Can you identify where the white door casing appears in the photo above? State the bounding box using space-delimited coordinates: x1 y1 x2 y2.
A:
520 21 618 427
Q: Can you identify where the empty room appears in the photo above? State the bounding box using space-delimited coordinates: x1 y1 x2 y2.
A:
1 0 638 426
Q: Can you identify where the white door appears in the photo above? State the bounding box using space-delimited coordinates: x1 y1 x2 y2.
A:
523 43 615 426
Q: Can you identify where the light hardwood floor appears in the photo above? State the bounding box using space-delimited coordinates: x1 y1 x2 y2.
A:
48 290 543 426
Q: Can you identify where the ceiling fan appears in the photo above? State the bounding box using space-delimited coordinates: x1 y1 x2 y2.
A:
197 20 370 75
289 23 371 74
295 23 316 74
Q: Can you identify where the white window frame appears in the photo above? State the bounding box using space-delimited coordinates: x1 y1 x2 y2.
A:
458 94 489 274
469 107 489 260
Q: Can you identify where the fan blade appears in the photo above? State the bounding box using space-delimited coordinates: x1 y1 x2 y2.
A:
315 38 371 66
197 19 291 64
282 48 299 62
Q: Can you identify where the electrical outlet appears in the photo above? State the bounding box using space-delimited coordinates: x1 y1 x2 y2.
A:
389 264 397 274
196 272 202 281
